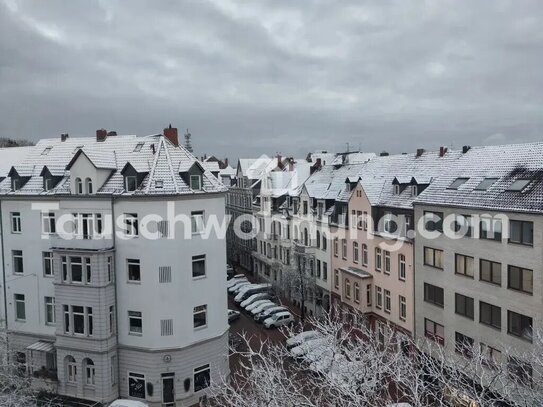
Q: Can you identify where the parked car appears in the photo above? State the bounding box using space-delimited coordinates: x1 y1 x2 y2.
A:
228 281 251 294
264 311 294 329
254 306 289 323
110 400 149 407
244 298 272 312
240 293 271 309
286 330 322 350
227 277 246 289
226 264 234 278
228 309 240 323
249 301 277 316
234 283 272 303
290 337 330 358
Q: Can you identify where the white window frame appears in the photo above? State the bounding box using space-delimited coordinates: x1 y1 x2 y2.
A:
193 364 211 392
67 360 77 383
127 259 141 283
125 176 138 192
14 293 25 321
124 213 139 237
399 295 407 321
11 212 21 233
384 289 391 313
12 250 23 275
399 254 406 281
45 296 55 325
43 251 53 277
128 372 146 399
128 311 143 335
85 360 96 386
191 211 205 235
192 255 206 279
190 174 202 190
193 305 207 329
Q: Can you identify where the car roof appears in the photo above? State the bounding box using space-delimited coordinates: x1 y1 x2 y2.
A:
274 311 292 317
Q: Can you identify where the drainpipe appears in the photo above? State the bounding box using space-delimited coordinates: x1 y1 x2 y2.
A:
111 196 120 399
0 200 8 331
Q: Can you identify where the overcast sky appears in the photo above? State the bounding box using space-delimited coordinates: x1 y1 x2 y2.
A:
1 0 543 161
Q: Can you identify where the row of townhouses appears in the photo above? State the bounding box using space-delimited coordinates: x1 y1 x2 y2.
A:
227 143 543 388
0 127 229 406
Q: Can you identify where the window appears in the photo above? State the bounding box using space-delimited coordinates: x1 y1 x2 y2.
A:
393 184 400 195
424 318 444 345
316 260 321 278
12 250 23 274
128 311 143 334
72 306 85 334
341 239 347 259
354 283 360 303
85 178 93 194
356 210 363 229
42 146 52 155
423 247 443 269
70 257 83 283
480 218 502 241
361 244 368 266
399 295 406 321
134 142 144 152
333 238 339 257
155 180 164 189
85 359 95 386
384 251 391 274
192 255 206 278
455 293 474 319
424 283 444 307
376 286 382 309
193 305 207 328
14 294 25 321
508 311 533 341
322 234 327 251
509 220 533 245
190 175 202 190
424 211 443 232
344 279 351 299
455 332 474 358
480 301 501 329
161 319 174 336
109 306 115 334
480 259 501 285
45 296 55 325
454 215 473 237
455 254 474 278
448 177 469 189
43 252 53 277
508 265 533 294
353 242 359 263
398 254 406 280
191 211 204 234
303 200 308 215
125 176 137 192
375 248 382 271
124 213 139 237
384 289 391 313
11 212 21 233
107 256 113 283
127 259 141 282
194 364 211 392
322 262 328 281
508 179 531 191
63 305 70 333
316 231 320 248
334 269 339 288
508 357 532 386
85 258 92 284
67 356 77 383
75 177 83 194
411 185 418 196
475 178 498 190
480 343 501 368
366 284 372 306
128 372 146 399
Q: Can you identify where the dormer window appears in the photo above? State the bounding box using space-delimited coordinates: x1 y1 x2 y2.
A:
393 185 400 195
190 175 202 190
44 178 53 191
12 179 20 191
475 178 498 191
75 178 83 194
85 178 93 194
125 176 137 192
411 185 418 196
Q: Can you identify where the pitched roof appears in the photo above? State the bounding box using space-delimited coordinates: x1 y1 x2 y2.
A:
415 142 543 214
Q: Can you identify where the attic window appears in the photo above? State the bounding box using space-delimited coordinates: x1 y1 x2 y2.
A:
155 180 164 189
41 147 53 156
44 178 53 191
411 185 418 196
125 176 137 192
448 178 469 189
393 185 400 195
133 143 144 152
508 179 531 192
475 178 498 191
190 175 202 190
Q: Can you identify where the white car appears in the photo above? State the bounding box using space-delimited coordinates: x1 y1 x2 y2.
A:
228 281 251 294
244 298 272 312
234 283 271 303
255 306 288 322
286 330 321 349
290 337 330 358
227 277 246 289
110 400 149 407
250 301 276 316
264 311 294 329
240 293 271 309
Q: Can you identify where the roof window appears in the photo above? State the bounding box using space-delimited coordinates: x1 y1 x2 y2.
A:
474 178 498 191
41 146 53 155
508 179 531 192
448 177 469 189
134 143 144 152
155 180 164 189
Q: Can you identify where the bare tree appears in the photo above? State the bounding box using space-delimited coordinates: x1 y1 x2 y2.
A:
208 307 543 407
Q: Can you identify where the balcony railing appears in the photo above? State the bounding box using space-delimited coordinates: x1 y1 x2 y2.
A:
49 234 114 251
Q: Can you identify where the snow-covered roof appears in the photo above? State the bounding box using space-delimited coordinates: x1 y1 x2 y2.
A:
201 161 220 173
331 152 376 166
0 135 226 196
0 147 33 175
416 142 543 214
301 163 367 200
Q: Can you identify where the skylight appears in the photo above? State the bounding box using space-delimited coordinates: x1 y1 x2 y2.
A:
448 177 469 189
41 146 52 155
474 178 498 191
508 179 531 192
134 143 144 152
155 180 164 188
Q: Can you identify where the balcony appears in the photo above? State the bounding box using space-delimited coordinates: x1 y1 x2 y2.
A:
48 233 114 251
293 239 315 255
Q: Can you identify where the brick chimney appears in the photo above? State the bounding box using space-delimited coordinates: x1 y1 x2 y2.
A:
61 133 69 142
163 124 178 146
96 129 107 142
288 157 295 171
310 158 322 175
416 148 425 157
439 146 448 157
276 154 282 169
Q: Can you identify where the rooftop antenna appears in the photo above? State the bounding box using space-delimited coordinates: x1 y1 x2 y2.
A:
184 128 193 153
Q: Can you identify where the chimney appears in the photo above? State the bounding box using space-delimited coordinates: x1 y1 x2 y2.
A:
416 148 425 157
380 151 389 157
276 154 282 168
288 157 294 171
163 124 179 146
96 129 107 142
462 145 471 154
61 133 69 142
224 158 229 168
310 158 322 175
439 146 448 157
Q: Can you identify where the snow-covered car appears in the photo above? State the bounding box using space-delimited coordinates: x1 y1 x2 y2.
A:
228 281 252 294
254 306 289 322
290 337 330 358
228 309 240 323
227 277 248 289
249 301 277 316
110 400 149 407
244 298 272 312
264 311 294 329
226 264 234 278
240 293 271 309
286 330 322 350
234 284 272 303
